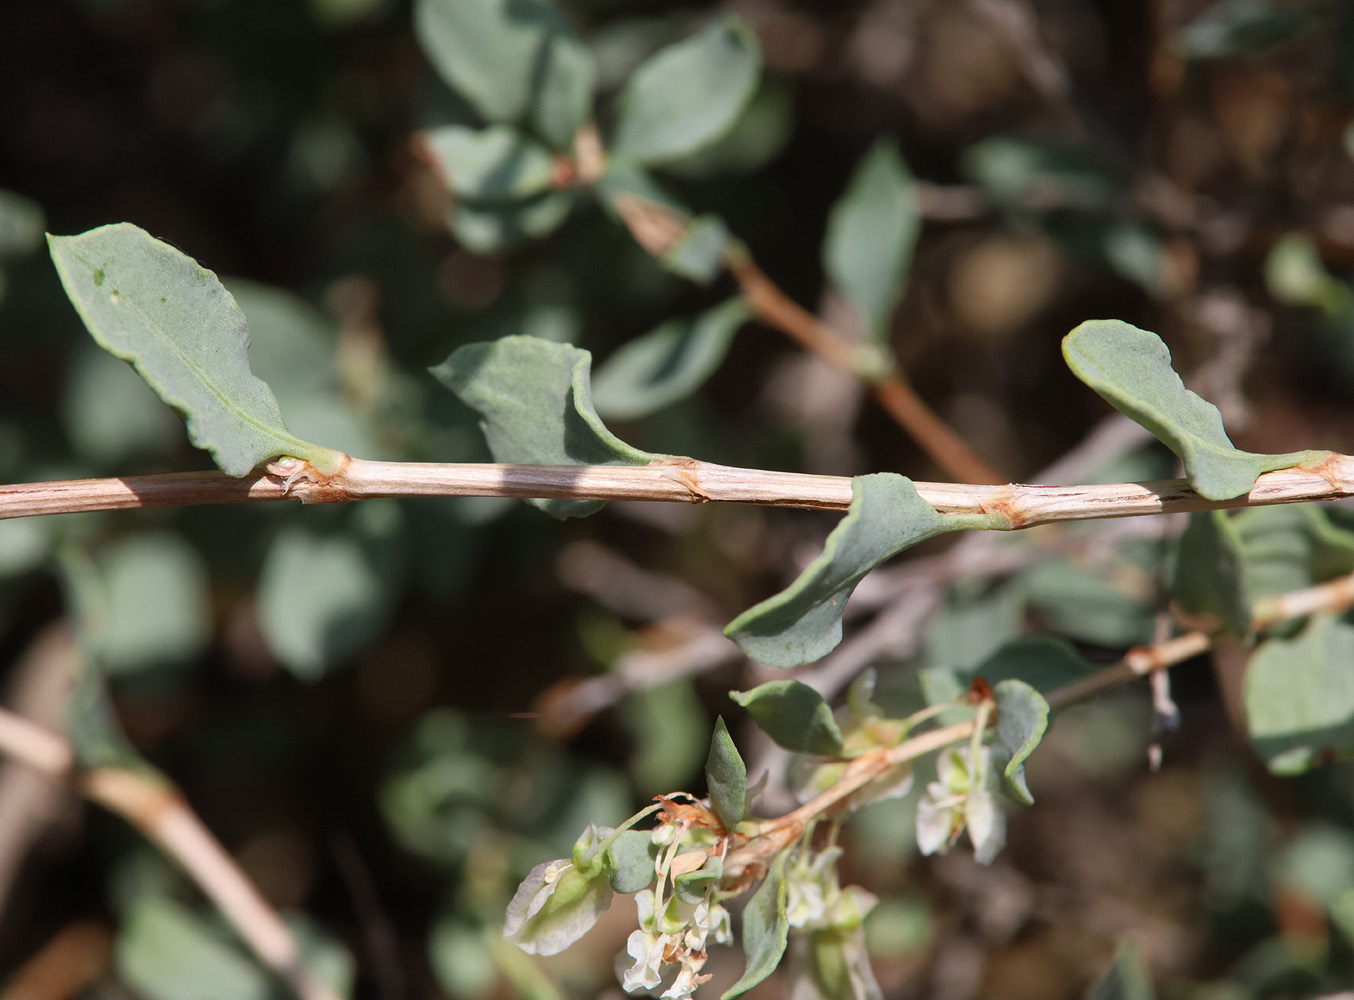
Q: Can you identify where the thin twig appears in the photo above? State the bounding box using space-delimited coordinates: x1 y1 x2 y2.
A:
0 709 342 1000
4 454 1354 526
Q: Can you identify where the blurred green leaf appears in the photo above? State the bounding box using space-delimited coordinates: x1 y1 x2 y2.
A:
663 78 794 179
0 189 45 259
730 680 845 756
414 0 595 149
921 636 1097 710
1265 233 1352 316
592 298 748 419
422 125 556 201
991 679 1048 806
611 16 762 166
449 191 575 254
1021 555 1155 647
47 223 342 476
726 474 995 668
924 581 1026 672
62 344 183 465
1172 510 1251 635
1088 942 1155 1000
1233 505 1354 601
723 865 789 999
660 214 730 284
1245 612 1354 773
1174 0 1310 59
1063 320 1325 501
431 335 661 518
1275 824 1354 910
705 716 747 829
823 139 919 343
0 517 51 578
625 678 710 795
962 136 1121 209
430 917 498 999
116 897 270 1000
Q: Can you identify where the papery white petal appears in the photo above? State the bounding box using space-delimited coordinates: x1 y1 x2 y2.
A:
709 903 733 946
915 793 955 857
622 929 667 993
966 788 1006 865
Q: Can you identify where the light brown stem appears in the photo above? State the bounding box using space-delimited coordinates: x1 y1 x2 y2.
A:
0 710 341 1000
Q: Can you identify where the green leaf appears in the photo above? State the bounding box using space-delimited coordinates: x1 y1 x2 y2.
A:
660 214 730 284
726 474 1002 667
723 866 790 999
674 854 724 904
662 78 794 180
921 635 1097 710
256 502 403 680
116 897 270 1000
611 16 762 166
1062 320 1326 501
414 0 595 149
62 344 183 465
991 679 1049 806
1020 549 1156 647
47 223 341 476
705 716 747 830
1172 510 1251 635
1234 505 1354 601
592 298 748 419
604 830 657 894
422 125 556 201
1087 942 1155 1000
1174 0 1309 59
1244 612 1354 774
0 189 45 259
1265 232 1351 315
503 855 615 956
730 681 845 756
823 140 919 343
431 335 661 518
962 136 1121 209
448 191 575 254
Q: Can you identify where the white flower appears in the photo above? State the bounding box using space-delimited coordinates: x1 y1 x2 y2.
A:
914 746 1006 865
622 926 669 993
787 877 827 928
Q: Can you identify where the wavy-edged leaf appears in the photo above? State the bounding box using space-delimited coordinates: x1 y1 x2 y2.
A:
422 125 555 201
1172 510 1250 635
705 716 747 830
723 865 789 999
414 0 595 149
48 223 340 476
611 16 762 166
431 335 661 518
1245 612 1354 774
1062 320 1326 501
726 474 1003 667
730 680 844 756
823 139 919 343
991 679 1049 806
593 298 748 419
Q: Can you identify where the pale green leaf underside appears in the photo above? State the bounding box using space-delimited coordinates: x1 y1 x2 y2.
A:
991 679 1049 807
431 335 661 518
1062 319 1326 501
592 298 749 419
723 867 788 999
1245 612 1354 774
1171 510 1251 635
726 474 1003 667
48 223 335 477
611 16 762 166
705 716 747 830
823 139 919 343
730 680 844 756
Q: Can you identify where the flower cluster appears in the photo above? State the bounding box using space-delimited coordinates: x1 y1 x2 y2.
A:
783 845 882 1000
915 744 1006 864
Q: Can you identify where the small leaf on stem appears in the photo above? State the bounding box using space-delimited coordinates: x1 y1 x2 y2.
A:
730 680 845 757
705 716 747 830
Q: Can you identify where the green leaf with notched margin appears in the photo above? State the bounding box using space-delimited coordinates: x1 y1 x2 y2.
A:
723 865 789 999
1062 320 1327 501
592 298 749 419
730 680 845 757
431 335 661 518
421 125 555 201
604 830 658 894
1172 510 1251 635
47 223 342 476
991 679 1049 806
611 16 762 166
705 716 747 830
414 0 595 150
725 474 1005 667
823 139 919 343
1245 612 1354 774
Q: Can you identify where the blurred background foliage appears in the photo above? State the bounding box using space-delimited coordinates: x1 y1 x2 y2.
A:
5 1 1354 998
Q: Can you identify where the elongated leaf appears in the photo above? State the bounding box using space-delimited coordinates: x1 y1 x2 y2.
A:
730 680 844 756
823 140 919 343
117 897 270 1000
723 867 789 999
1245 612 1354 774
593 298 749 419
726 474 1004 667
1088 942 1155 1000
414 0 595 149
991 679 1049 806
1172 510 1250 635
705 716 747 830
48 224 340 476
1062 320 1327 501
431 335 661 517
611 16 762 166
422 125 555 201
605 830 657 894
